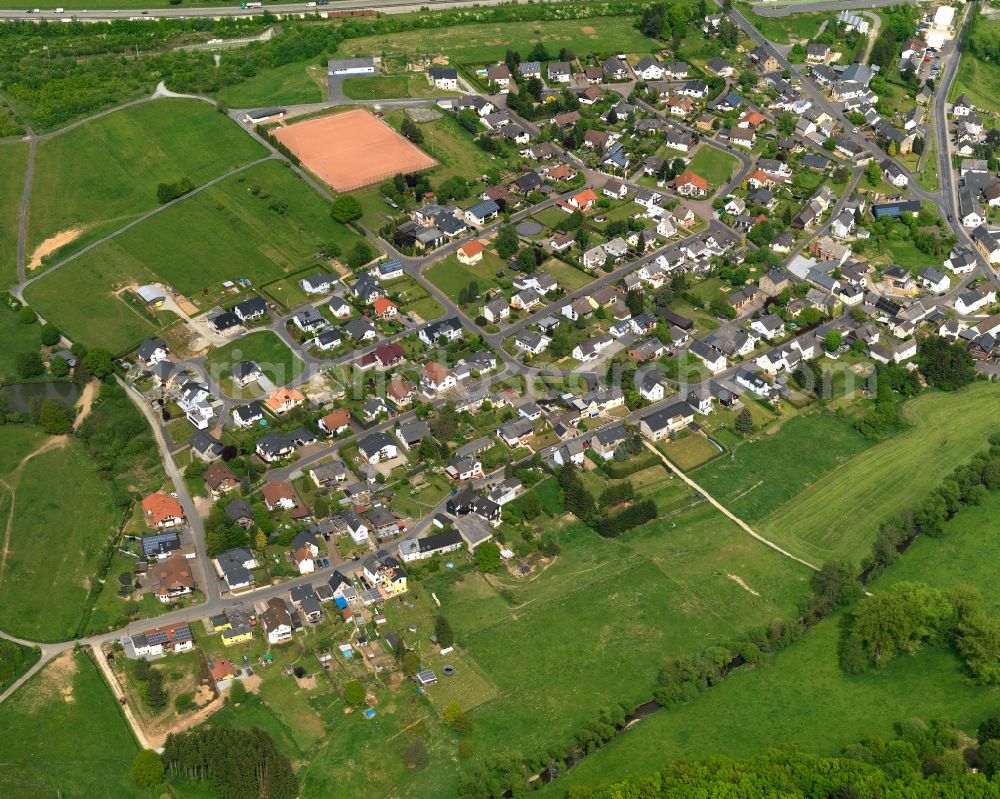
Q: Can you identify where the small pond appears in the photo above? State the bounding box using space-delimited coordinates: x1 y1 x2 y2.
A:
0 381 79 412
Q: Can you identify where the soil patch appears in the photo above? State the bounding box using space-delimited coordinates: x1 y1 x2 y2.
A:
73 380 99 431
28 228 84 270
727 573 761 597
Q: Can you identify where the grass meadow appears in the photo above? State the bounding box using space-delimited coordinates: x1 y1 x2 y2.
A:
0 650 144 798
537 476 1000 798
0 140 28 288
28 99 266 262
217 61 326 108
26 159 364 352
757 382 1000 566
384 109 500 184
0 303 46 381
0 431 122 641
335 17 658 70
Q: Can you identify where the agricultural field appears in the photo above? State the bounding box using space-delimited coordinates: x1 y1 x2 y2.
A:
757 382 1000 566
0 141 28 288
0 650 144 799
25 159 365 352
0 429 123 641
27 99 266 266
687 146 741 188
693 411 873 522
204 330 304 388
217 61 326 108
335 17 659 71
538 483 1000 798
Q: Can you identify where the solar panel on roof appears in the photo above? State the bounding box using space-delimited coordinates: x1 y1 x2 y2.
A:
145 629 168 645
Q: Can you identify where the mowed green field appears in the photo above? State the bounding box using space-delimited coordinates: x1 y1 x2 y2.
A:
28 99 266 262
758 382 1000 566
435 505 811 761
0 651 145 799
0 430 122 641
950 51 1000 114
25 159 365 352
204 330 304 387
0 140 28 288
217 61 326 108
694 411 873 523
687 145 741 187
538 482 1000 797
336 17 659 68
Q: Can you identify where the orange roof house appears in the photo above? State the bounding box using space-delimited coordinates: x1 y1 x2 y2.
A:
674 171 709 196
319 408 351 435
262 480 298 511
143 492 185 528
372 296 398 319
567 188 598 212
209 657 237 682
739 110 767 128
264 387 305 415
457 240 485 266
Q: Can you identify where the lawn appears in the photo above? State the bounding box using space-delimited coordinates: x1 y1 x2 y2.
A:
538 483 1000 798
424 252 503 306
659 432 721 471
342 74 454 100
25 159 365 352
687 145 740 188
0 650 145 799
217 61 326 108
758 382 1000 567
0 140 28 288
541 257 596 292
204 330 304 388
693 411 873 523
209 694 304 761
27 99 267 264
336 17 659 70
0 432 123 641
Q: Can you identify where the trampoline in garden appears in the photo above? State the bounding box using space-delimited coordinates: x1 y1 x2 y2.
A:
515 220 543 237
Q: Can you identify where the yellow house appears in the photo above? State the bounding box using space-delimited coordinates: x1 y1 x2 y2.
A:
221 627 254 647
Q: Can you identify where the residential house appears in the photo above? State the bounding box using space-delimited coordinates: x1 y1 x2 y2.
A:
143 492 185 529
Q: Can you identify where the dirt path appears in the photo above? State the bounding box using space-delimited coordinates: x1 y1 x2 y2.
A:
90 644 155 750
0 436 68 584
73 379 99 431
643 440 819 572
